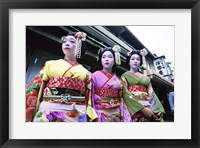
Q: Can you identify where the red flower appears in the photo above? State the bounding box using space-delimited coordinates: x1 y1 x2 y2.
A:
27 96 37 107
32 90 38 96
26 93 32 101
26 90 38 101
26 106 36 122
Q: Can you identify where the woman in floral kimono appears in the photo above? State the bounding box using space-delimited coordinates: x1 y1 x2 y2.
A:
26 32 97 122
121 49 165 122
91 45 132 122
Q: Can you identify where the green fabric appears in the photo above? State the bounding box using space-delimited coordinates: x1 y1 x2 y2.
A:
123 71 149 87
121 71 165 117
122 87 144 116
152 92 165 113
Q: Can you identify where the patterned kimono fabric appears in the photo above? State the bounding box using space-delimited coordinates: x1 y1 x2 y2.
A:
26 59 94 122
121 71 165 122
92 70 132 122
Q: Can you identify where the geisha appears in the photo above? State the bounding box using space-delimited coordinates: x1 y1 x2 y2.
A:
26 32 97 122
121 49 165 122
90 45 132 122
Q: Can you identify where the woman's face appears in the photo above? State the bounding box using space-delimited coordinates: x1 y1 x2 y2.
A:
101 51 115 69
129 54 141 70
62 35 77 57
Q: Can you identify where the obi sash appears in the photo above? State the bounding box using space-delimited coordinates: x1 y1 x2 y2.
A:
128 85 147 93
128 85 148 101
95 88 119 98
94 88 120 110
46 77 86 94
42 93 85 105
43 76 87 105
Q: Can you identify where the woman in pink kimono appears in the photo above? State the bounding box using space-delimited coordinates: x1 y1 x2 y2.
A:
91 45 132 122
26 32 97 122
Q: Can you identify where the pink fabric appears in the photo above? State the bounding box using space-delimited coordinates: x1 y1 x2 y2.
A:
92 71 132 122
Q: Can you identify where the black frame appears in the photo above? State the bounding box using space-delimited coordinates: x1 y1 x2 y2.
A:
0 0 199 148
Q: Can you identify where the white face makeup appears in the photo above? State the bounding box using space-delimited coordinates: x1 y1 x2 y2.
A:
129 54 141 70
62 35 77 57
101 51 115 70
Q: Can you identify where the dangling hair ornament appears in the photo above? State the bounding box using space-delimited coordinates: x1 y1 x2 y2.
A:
140 48 148 69
112 45 121 65
127 50 132 56
98 48 104 55
74 32 87 58
61 36 65 43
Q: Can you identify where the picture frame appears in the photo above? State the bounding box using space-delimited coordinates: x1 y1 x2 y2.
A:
0 0 199 148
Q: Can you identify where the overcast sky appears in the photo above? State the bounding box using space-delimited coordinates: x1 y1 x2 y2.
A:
126 26 175 69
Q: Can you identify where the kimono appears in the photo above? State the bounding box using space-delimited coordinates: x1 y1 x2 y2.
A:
91 70 132 122
26 59 97 122
121 71 165 122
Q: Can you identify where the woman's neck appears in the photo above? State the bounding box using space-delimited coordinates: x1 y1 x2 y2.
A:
103 68 112 74
130 68 139 73
64 55 77 62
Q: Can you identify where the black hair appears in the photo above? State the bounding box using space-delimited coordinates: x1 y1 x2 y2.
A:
126 50 143 66
61 32 76 43
98 47 117 73
67 32 76 36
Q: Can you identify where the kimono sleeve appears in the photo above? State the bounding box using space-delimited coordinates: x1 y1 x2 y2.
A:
147 81 165 113
146 78 154 99
86 74 98 121
120 75 144 117
26 62 48 122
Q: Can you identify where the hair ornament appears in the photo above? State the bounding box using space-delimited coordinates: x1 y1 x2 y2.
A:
140 48 148 56
112 45 121 65
75 32 87 41
98 48 104 55
127 50 132 56
74 32 87 58
112 45 121 52
140 48 148 69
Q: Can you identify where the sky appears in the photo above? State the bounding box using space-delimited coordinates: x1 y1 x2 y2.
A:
126 26 175 69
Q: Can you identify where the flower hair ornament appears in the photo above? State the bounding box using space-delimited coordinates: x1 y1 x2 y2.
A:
61 32 87 58
140 48 148 56
112 45 121 65
140 48 148 69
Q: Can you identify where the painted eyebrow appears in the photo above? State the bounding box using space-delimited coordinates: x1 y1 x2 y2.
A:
131 57 140 60
63 39 76 42
102 54 113 57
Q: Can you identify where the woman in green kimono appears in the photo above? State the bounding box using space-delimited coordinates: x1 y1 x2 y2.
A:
121 49 165 122
26 32 97 122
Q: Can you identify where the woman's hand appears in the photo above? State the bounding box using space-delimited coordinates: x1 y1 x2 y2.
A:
141 107 157 119
154 112 164 122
